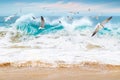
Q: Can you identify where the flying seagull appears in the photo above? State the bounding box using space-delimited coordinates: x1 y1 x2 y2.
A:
32 16 36 19
4 13 17 22
39 16 45 29
91 16 112 37
59 21 61 23
88 8 91 12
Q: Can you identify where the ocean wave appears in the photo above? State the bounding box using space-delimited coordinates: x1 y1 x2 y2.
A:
0 14 120 65
0 14 119 38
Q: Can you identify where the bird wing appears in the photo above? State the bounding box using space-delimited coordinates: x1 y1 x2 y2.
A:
91 25 100 37
101 16 112 26
32 16 36 19
40 16 45 29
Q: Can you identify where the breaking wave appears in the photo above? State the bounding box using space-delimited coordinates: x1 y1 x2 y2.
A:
0 14 120 66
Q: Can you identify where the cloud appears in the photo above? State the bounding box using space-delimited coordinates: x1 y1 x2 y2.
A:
13 1 120 15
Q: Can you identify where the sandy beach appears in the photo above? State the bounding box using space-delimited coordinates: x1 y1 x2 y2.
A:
0 64 120 80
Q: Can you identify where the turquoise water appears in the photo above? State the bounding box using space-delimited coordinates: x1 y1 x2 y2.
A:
0 14 120 37
0 14 120 65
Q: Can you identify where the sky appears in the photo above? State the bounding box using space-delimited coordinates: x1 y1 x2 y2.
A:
0 0 120 16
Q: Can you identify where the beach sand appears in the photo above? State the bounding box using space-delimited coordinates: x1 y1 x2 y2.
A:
0 65 120 80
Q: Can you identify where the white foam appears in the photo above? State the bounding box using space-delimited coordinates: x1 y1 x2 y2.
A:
0 15 120 66
0 32 120 65
0 48 120 65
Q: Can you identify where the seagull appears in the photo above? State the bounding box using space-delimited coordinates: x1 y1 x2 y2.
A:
59 21 61 23
39 16 45 29
91 16 112 37
4 13 17 22
32 16 36 19
67 16 73 21
88 8 91 12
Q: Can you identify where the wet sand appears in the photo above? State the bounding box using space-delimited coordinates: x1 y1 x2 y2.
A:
0 67 120 80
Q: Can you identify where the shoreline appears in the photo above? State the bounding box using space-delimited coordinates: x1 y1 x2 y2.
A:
0 61 120 71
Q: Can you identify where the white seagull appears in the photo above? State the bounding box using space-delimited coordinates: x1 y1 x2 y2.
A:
4 13 17 22
91 16 112 37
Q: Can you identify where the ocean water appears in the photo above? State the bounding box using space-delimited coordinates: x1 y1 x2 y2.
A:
0 14 120 67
